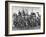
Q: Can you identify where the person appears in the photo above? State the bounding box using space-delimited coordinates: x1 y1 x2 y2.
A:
36 12 41 26
30 12 37 27
13 13 18 27
18 11 21 16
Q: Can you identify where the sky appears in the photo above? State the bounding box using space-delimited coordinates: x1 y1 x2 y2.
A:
12 6 41 16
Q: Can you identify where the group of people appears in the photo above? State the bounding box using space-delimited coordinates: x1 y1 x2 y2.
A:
13 10 41 30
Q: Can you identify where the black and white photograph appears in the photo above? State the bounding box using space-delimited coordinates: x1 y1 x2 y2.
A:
5 1 45 36
12 6 41 30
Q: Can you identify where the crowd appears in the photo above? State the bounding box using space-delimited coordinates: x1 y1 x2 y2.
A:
13 10 41 30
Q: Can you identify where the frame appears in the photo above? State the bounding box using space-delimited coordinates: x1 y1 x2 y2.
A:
5 1 45 36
